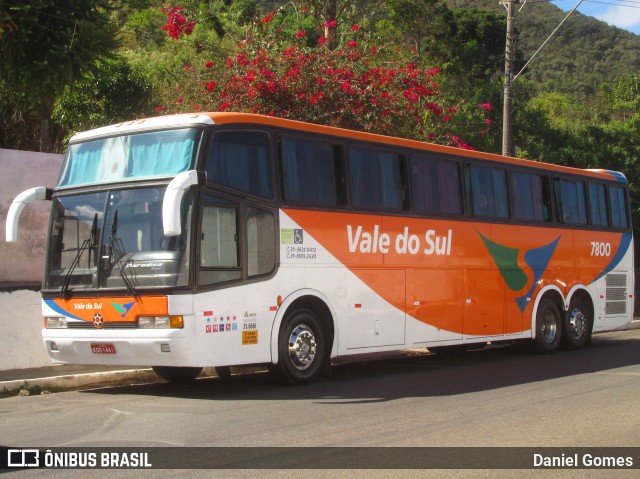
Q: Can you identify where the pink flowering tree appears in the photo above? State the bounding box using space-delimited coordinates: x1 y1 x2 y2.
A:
156 5 493 149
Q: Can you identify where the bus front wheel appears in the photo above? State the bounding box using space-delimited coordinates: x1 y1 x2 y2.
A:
152 366 202 385
272 309 326 385
529 298 562 354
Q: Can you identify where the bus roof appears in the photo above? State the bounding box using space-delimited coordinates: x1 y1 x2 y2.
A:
68 113 215 143
69 112 627 184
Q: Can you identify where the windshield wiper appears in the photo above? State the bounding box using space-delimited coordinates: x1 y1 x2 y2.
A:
61 213 97 298
107 210 137 296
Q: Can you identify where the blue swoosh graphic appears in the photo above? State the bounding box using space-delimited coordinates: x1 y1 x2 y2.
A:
515 236 561 312
591 232 633 283
43 299 84 321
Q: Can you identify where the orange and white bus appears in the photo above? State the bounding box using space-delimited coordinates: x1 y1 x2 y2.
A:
6 112 635 384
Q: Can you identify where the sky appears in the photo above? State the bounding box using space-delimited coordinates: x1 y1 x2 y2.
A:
551 0 640 35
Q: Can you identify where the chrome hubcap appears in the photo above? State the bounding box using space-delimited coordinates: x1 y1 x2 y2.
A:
568 308 587 340
288 324 317 371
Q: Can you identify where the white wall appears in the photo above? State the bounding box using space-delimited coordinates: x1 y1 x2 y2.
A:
0 290 51 369
1 149 63 370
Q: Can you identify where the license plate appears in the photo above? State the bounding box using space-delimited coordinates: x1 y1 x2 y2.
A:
91 343 116 354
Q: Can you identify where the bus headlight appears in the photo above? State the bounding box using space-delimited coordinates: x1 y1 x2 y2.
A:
45 317 67 329
137 315 183 329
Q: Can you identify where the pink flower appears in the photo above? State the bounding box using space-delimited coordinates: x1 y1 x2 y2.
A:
155 106 165 112
481 102 493 111
295 30 306 39
346 40 357 48
485 118 491 125
318 36 327 46
204 61 214 68
351 24 359 31
321 19 337 29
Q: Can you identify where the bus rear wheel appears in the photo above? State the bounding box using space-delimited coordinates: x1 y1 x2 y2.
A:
529 298 562 354
272 309 326 385
561 297 592 350
152 366 202 385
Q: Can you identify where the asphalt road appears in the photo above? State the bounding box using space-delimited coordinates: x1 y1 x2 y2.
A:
2 329 640 479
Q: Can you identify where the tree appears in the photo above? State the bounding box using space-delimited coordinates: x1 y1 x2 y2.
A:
52 57 152 138
384 0 455 60
0 0 119 151
153 4 494 149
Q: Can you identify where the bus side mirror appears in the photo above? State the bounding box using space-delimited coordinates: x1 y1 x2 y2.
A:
6 186 52 243
162 170 205 236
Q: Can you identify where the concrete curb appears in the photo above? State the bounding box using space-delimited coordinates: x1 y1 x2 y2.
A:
0 369 159 396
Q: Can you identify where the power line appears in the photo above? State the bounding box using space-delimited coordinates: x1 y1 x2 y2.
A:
513 0 585 82
584 0 640 8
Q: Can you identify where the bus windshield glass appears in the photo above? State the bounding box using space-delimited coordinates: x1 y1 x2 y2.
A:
45 186 193 292
57 128 201 188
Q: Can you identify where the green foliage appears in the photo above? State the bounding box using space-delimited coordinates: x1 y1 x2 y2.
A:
0 0 119 108
450 0 640 101
52 57 152 139
602 74 640 121
121 7 166 48
385 0 455 60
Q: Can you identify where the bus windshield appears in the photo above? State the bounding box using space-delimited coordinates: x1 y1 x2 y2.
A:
45 186 193 293
57 128 201 188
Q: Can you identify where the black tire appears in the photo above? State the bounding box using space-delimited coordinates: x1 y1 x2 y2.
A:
271 309 326 385
429 342 487 354
561 297 593 350
529 298 562 354
215 366 232 379
152 366 202 385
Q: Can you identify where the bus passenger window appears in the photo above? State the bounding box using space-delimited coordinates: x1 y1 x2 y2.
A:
609 185 629 228
467 165 509 219
200 200 241 285
207 131 273 198
350 147 405 211
554 179 587 225
280 137 345 206
411 155 462 216
588 183 609 227
513 171 551 222
247 207 276 277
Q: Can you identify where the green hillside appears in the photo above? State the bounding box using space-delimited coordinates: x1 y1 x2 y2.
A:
450 0 640 97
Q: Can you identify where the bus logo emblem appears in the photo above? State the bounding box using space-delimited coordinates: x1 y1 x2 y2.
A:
93 313 105 329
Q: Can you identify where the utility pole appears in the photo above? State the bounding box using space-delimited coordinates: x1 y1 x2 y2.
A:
502 0 518 157
502 0 584 157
